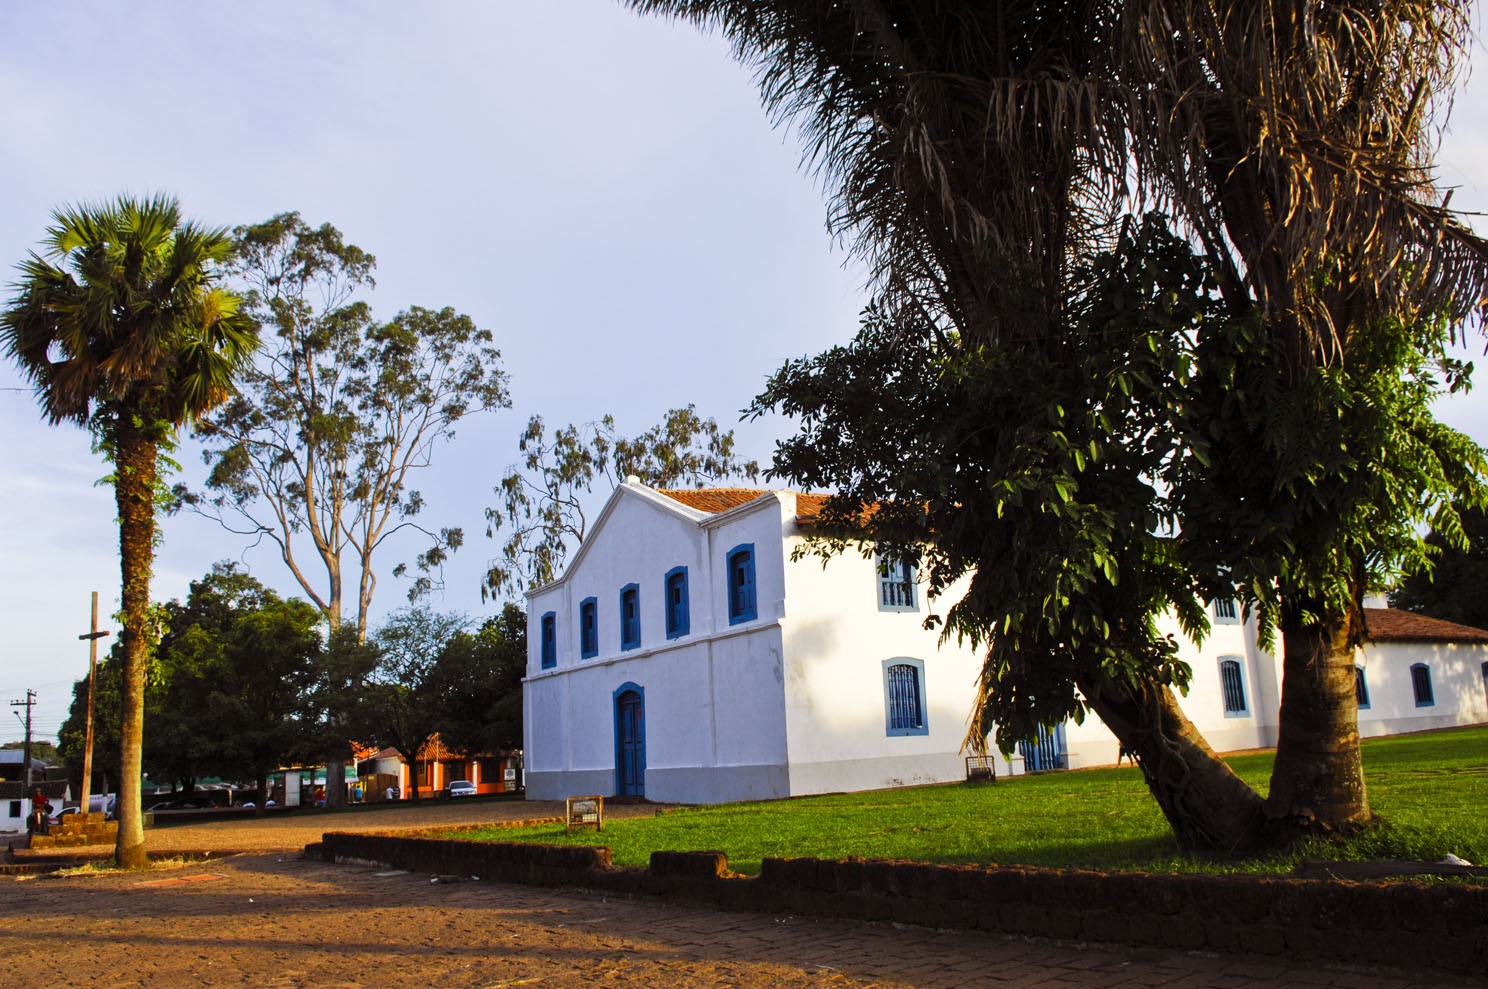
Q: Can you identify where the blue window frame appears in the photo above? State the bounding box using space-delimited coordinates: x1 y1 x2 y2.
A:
883 658 928 736
1355 665 1370 709
620 583 640 650
664 566 690 639
539 612 556 669
1411 663 1435 707
1218 657 1248 716
579 597 598 659
1213 598 1240 624
877 553 917 612
726 544 757 624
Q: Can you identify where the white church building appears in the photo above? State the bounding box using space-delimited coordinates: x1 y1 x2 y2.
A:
522 481 1488 804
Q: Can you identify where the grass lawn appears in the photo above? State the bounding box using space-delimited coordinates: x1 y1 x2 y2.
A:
441 725 1488 876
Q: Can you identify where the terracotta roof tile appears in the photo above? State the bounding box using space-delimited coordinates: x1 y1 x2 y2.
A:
1363 607 1488 644
657 488 775 514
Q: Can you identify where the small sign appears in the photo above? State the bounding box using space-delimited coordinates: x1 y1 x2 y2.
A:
504 767 517 781
565 794 604 833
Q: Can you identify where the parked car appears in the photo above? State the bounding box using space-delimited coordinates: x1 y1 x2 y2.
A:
48 806 81 826
447 780 477 797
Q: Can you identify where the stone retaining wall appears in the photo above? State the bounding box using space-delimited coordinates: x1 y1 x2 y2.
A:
314 832 1488 975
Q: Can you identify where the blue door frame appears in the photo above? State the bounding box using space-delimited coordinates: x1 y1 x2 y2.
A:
614 683 646 797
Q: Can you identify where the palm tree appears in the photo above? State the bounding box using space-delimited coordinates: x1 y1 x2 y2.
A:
630 1 1488 846
2 194 257 867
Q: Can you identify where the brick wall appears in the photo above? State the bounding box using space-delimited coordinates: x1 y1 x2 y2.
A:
313 833 1487 975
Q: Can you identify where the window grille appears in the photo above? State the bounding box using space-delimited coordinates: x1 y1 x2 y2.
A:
878 555 916 611
1411 663 1434 707
1219 658 1247 715
886 663 924 733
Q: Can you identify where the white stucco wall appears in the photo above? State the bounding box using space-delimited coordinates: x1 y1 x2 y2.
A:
1355 640 1488 737
778 529 984 795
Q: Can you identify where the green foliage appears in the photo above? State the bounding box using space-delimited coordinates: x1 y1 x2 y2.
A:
1175 309 1487 645
355 606 527 779
483 406 759 600
185 213 510 639
3 740 61 764
452 727 1488 876
752 217 1217 750
142 563 324 790
1 194 258 443
58 648 123 789
1389 505 1488 629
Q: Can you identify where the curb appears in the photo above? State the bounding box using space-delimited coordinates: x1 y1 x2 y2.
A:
313 831 1488 977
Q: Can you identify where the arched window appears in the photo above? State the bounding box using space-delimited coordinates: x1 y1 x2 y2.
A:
619 584 640 650
1218 657 1248 716
883 658 927 736
726 544 756 624
540 612 557 669
1354 665 1370 709
664 566 690 639
1411 663 1435 707
579 598 598 659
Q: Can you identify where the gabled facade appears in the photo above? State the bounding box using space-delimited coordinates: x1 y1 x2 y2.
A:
524 481 1488 804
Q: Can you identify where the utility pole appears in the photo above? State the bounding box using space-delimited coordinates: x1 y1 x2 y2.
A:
10 689 36 793
78 591 111 816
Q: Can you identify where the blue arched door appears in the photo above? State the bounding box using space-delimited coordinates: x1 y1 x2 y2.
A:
615 686 646 797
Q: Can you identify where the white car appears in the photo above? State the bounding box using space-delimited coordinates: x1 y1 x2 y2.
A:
447 780 477 797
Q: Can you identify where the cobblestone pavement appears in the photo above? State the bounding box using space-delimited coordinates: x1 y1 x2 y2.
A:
3 853 1480 989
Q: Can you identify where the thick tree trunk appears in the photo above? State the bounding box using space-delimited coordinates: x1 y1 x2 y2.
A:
1081 674 1267 853
113 425 157 869
1265 596 1370 830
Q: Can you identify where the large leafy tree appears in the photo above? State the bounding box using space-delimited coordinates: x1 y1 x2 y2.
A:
484 405 759 599
144 564 324 802
636 1 1488 847
1389 506 1488 630
355 608 475 800
2 194 257 866
187 213 511 643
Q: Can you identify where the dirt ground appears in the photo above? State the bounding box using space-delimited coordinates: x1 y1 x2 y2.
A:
2 799 1480 988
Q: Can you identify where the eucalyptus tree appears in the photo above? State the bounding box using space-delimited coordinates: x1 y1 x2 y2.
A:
189 213 511 643
484 405 759 600
635 1 1488 846
2 194 257 867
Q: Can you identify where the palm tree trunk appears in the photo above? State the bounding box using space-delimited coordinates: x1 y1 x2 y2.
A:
1266 596 1370 830
1081 673 1267 853
113 422 157 869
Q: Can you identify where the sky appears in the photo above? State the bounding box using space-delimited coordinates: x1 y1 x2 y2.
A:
3 1 1488 745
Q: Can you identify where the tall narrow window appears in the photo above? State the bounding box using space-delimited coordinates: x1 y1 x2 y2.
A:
620 584 640 650
540 612 556 669
579 597 598 659
726 544 756 624
1355 665 1370 709
883 659 927 736
1411 663 1434 707
1482 661 1488 705
1213 598 1239 623
1218 657 1248 716
664 566 690 639
877 553 917 611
